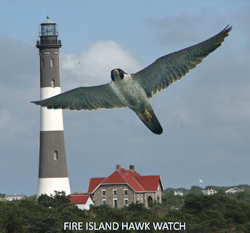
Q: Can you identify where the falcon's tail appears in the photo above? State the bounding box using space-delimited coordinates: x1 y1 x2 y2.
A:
136 109 163 135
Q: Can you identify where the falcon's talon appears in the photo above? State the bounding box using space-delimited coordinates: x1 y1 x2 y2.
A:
144 109 152 122
137 110 153 123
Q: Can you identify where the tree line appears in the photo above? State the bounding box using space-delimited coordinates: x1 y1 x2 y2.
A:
0 187 250 232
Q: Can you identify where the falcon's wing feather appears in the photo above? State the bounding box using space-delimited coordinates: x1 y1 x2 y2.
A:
32 83 126 110
132 25 232 99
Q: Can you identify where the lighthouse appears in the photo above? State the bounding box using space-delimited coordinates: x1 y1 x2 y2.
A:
36 16 71 197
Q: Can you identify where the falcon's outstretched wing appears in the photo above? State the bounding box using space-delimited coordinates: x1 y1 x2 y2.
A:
132 25 232 99
32 83 126 110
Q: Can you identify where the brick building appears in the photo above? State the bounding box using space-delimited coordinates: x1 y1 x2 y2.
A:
88 164 164 208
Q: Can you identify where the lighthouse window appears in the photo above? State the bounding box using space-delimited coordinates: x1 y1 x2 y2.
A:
54 151 58 160
51 79 55 88
51 58 54 67
41 59 44 68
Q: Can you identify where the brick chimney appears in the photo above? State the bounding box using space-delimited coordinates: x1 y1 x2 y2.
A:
116 164 121 171
129 165 135 172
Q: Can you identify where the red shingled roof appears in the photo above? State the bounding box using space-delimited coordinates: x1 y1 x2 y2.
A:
69 193 91 204
102 171 127 184
122 168 141 177
134 176 161 191
88 166 162 193
88 177 106 193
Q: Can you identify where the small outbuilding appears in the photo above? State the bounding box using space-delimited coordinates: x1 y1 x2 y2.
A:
5 195 26 201
69 193 94 210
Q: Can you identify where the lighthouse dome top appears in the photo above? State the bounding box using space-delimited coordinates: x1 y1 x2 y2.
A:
41 16 56 25
39 16 58 37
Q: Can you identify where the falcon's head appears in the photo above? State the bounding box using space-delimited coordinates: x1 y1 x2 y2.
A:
111 69 127 82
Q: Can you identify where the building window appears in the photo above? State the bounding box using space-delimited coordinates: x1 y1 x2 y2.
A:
113 189 117 196
51 79 55 88
53 151 58 160
124 189 128 195
113 198 117 208
102 190 106 196
51 58 54 67
102 199 106 204
41 59 44 68
124 199 128 206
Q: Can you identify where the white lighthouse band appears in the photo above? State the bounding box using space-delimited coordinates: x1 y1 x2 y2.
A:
37 178 71 197
40 87 64 131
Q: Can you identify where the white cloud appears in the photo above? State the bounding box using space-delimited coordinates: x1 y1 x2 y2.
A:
0 34 38 88
60 40 144 89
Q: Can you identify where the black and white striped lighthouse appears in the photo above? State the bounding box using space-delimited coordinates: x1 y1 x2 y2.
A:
36 16 71 197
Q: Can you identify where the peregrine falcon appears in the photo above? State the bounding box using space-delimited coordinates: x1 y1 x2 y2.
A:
32 25 232 135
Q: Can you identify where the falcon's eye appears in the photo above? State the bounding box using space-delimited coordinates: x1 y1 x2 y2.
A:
119 72 124 79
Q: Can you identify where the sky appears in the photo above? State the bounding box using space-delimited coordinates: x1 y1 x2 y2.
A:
0 1 250 196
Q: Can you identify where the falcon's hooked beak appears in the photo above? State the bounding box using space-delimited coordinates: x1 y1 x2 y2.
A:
111 69 126 81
